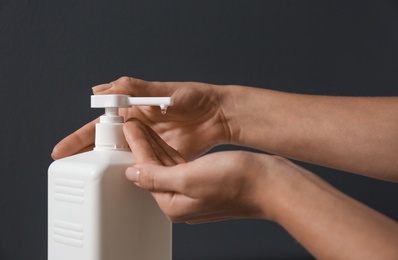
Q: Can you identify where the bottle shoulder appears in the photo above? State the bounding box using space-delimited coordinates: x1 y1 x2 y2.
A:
49 150 135 168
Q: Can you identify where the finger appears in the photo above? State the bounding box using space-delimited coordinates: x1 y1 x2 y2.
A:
144 124 187 164
52 144 94 160
76 144 95 155
143 125 180 166
126 164 185 193
123 119 161 165
92 76 162 96
124 118 182 166
91 83 113 94
52 118 98 159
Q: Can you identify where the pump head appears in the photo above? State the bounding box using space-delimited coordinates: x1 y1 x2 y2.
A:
90 94 174 150
91 94 173 112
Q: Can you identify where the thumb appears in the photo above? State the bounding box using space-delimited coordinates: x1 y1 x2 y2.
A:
126 164 183 192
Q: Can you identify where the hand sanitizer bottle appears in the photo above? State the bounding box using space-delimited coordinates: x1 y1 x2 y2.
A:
48 95 173 260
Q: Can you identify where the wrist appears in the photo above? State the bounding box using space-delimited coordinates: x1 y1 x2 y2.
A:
216 84 246 145
254 156 312 222
218 85 287 149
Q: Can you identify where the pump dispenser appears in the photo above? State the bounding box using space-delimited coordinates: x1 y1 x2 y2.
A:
48 95 173 260
91 95 173 151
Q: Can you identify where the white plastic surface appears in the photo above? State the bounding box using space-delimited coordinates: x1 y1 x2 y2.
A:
48 150 172 260
91 94 173 150
48 94 174 260
91 95 173 109
94 119 128 151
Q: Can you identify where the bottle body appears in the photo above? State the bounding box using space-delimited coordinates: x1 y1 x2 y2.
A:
48 150 171 260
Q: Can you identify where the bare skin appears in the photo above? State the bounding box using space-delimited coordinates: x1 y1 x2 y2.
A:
52 76 398 259
52 77 229 160
124 119 398 260
52 76 398 181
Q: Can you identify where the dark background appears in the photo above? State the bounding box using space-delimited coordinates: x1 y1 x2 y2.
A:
1 1 398 259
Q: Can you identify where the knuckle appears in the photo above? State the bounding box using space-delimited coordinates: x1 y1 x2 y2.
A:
145 168 156 191
115 76 131 85
125 117 144 127
138 167 156 191
111 76 134 94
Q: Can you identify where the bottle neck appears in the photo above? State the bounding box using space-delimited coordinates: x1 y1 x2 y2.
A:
94 115 129 151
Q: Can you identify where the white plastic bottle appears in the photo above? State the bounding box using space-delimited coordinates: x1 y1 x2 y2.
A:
48 95 173 260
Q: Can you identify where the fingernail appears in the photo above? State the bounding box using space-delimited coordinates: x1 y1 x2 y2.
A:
92 83 112 93
126 167 140 182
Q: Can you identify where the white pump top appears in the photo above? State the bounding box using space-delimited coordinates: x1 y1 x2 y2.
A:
91 95 173 150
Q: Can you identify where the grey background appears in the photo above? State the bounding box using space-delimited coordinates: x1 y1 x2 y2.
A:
1 1 398 259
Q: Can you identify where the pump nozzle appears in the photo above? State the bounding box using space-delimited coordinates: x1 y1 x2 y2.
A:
90 95 173 151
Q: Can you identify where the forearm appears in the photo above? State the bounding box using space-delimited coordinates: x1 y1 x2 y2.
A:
269 168 398 259
220 85 398 181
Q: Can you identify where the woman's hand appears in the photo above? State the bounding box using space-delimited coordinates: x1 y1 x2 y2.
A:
52 76 398 180
123 118 288 223
52 76 234 160
123 119 398 260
